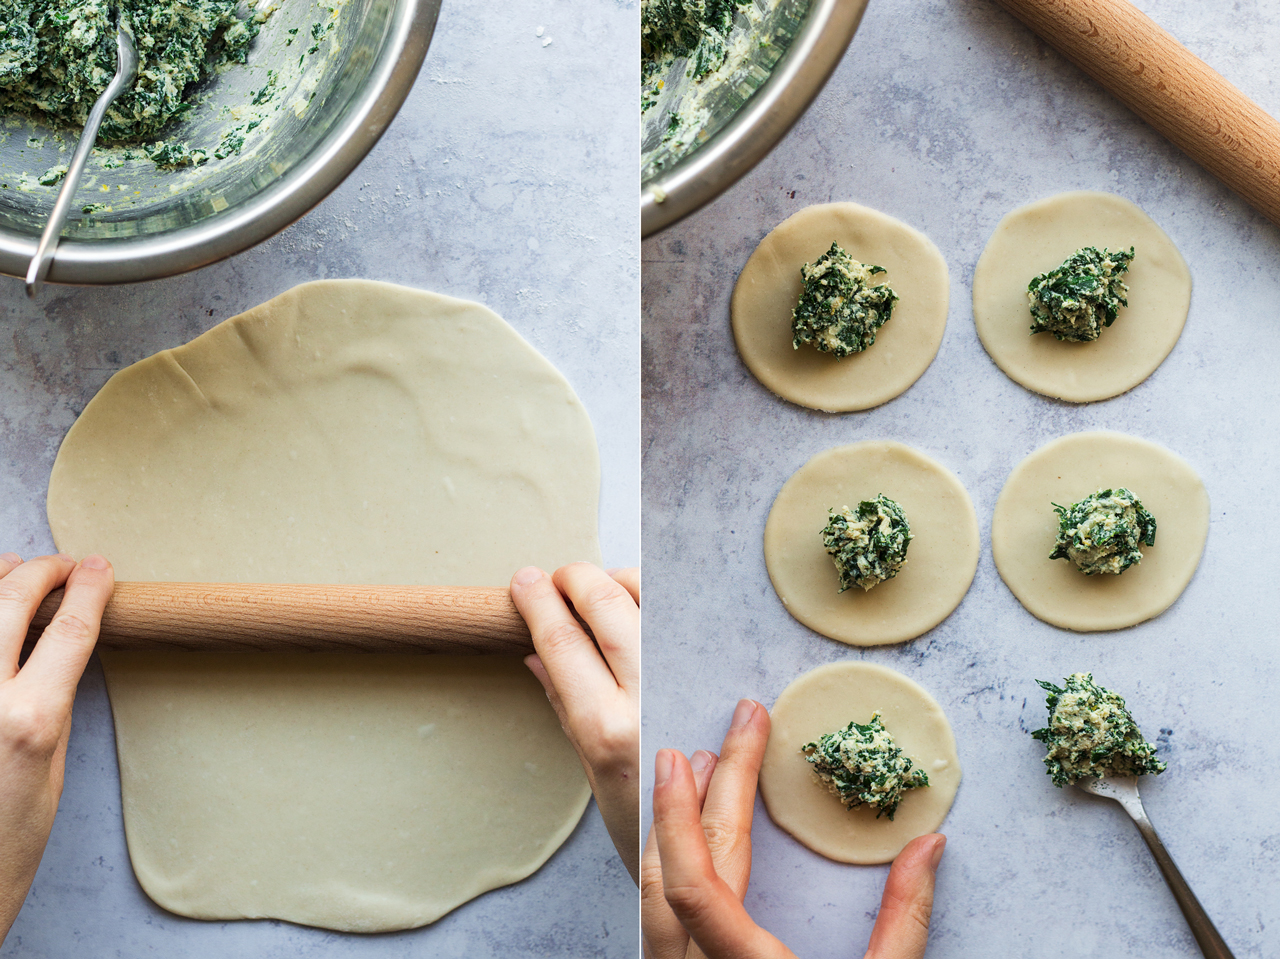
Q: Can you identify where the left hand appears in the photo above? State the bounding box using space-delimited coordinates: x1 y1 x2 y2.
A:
510 562 640 882
643 698 946 959
0 552 114 943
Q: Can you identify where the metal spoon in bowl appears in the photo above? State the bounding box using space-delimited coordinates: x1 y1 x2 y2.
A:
1078 776 1235 959
25 20 139 298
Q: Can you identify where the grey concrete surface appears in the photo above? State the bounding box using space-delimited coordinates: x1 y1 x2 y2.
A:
642 1 1280 956
0 0 638 955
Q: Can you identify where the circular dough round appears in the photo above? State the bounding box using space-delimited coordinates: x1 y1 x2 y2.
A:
46 280 599 932
732 203 950 412
972 191 1191 402
759 662 961 865
763 441 979 646
991 431 1209 632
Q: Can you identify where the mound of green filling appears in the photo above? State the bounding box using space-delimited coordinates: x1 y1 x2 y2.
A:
1031 673 1166 786
822 494 912 592
1027 246 1134 342
0 0 261 141
802 713 929 820
792 242 898 358
1050 488 1156 576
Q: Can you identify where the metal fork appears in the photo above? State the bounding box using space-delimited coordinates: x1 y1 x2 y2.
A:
1077 776 1235 959
25 19 139 297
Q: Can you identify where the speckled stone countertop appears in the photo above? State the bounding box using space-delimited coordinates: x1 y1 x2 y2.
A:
642 1 1280 957
0 1 638 956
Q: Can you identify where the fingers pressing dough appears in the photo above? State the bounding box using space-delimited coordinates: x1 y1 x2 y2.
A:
760 662 961 865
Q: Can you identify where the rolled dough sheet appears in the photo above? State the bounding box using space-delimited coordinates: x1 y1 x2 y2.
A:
763 442 979 646
759 662 961 865
731 203 950 412
990 430 1209 632
46 279 600 932
972 191 1192 403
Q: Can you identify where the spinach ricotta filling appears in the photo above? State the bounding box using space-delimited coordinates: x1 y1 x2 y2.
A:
822 494 912 592
640 0 748 115
1050 488 1156 576
0 0 262 143
792 242 898 358
1031 673 1166 786
802 712 929 820
1028 246 1134 342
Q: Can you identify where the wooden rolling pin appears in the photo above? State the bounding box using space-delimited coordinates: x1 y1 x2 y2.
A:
993 0 1280 228
25 583 540 655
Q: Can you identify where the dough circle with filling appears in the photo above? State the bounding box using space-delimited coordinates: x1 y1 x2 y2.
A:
991 430 1209 632
759 662 961 865
972 191 1192 403
763 441 979 646
47 279 601 932
732 203 950 412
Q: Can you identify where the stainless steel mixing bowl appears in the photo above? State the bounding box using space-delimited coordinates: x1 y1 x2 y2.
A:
0 0 441 285
641 0 867 238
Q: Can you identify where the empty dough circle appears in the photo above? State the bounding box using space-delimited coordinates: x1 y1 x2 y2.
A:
763 442 979 646
47 280 601 932
759 662 962 865
731 203 950 412
972 191 1192 402
991 431 1209 632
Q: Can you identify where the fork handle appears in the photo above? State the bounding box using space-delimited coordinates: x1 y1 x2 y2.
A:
1130 816 1236 959
25 26 137 297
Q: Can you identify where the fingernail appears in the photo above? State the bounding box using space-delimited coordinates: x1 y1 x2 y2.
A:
0 552 20 564
81 555 110 570
690 750 713 774
512 566 545 588
605 567 621 575
929 834 947 871
654 750 674 787
55 553 75 563
730 699 757 729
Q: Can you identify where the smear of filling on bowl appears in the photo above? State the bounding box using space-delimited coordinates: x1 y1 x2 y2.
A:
640 0 774 179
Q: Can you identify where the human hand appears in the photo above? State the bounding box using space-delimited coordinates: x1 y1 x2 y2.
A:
644 698 946 959
0 552 114 943
510 563 639 883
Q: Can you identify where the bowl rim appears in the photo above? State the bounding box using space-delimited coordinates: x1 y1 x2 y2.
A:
640 0 868 239
0 0 442 286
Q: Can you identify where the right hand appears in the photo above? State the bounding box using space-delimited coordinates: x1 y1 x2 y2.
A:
642 698 946 959
510 563 640 883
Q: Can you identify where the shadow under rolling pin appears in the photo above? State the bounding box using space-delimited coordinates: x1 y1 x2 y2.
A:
25 583 551 655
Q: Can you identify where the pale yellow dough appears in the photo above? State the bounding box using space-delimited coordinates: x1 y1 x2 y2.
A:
991 431 1209 632
972 191 1192 402
763 442 979 646
46 280 600 932
759 662 961 865
731 203 950 412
